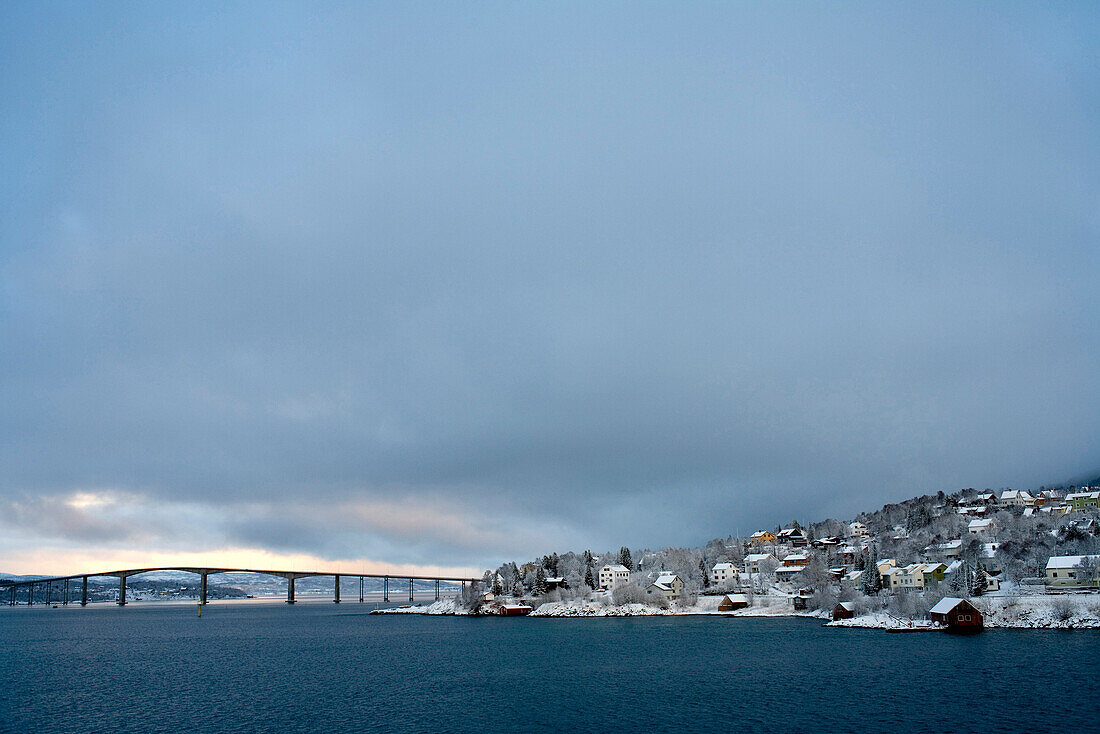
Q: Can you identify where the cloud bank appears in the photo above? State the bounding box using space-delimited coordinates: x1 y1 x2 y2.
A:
1 4 1098 573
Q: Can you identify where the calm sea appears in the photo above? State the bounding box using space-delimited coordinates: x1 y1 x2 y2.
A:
1 600 1097 733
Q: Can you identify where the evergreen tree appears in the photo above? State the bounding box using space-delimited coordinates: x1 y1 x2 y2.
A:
550 553 560 576
511 575 524 598
584 565 595 589
619 546 633 570
534 566 547 595
582 549 593 566
492 575 503 595
949 564 965 594
699 558 710 589
972 562 988 596
861 548 881 595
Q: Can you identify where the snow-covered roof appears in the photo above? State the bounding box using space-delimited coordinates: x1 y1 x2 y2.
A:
601 564 629 573
712 562 736 571
723 594 748 603
929 597 967 615
1000 490 1033 501
653 573 680 587
945 560 962 574
1067 491 1100 500
968 518 992 529
1045 554 1100 570
545 577 564 583
938 540 963 549
838 602 856 611
744 553 773 562
782 551 810 562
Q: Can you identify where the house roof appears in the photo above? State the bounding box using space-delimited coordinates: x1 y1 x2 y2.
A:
712 562 736 571
744 553 773 562
722 594 748 603
601 564 630 573
837 602 856 611
968 518 992 529
1045 554 1100 570
653 573 680 587
929 597 968 615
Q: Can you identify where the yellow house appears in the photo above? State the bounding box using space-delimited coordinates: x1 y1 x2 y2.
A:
750 531 777 545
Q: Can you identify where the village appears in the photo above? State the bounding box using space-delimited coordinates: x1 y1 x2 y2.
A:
381 485 1100 631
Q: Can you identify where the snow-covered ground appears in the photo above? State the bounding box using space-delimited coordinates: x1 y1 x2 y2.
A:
372 592 1100 628
530 593 831 618
828 613 938 630
372 593 828 618
371 598 463 615
828 595 1100 630
976 595 1100 629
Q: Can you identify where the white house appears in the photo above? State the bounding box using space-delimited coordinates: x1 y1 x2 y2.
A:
743 553 775 574
999 490 1034 508
968 518 994 535
710 562 738 586
935 539 963 558
649 573 684 600
1045 555 1100 587
598 564 630 589
848 522 869 538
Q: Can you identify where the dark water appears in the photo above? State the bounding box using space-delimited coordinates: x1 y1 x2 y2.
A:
2 601 1098 733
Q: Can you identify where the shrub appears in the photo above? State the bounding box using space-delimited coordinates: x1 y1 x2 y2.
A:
1052 596 1075 623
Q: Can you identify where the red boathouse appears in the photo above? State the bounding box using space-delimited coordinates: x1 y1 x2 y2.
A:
929 597 983 632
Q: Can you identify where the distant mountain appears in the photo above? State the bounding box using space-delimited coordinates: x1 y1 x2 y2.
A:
0 573 50 582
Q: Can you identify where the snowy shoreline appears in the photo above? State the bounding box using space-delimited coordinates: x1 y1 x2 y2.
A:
828 595 1100 630
372 593 1100 629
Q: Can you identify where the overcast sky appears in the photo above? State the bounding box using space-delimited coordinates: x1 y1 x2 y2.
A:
2 3 1098 575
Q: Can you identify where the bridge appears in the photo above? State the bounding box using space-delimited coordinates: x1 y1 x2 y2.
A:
0 567 483 607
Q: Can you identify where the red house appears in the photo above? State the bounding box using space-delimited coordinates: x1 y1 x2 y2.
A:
929 597 983 632
832 602 856 620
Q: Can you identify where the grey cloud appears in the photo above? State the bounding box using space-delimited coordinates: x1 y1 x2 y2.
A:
2 4 1098 564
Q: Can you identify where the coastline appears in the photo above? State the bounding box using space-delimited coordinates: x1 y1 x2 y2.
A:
373 592 1100 629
